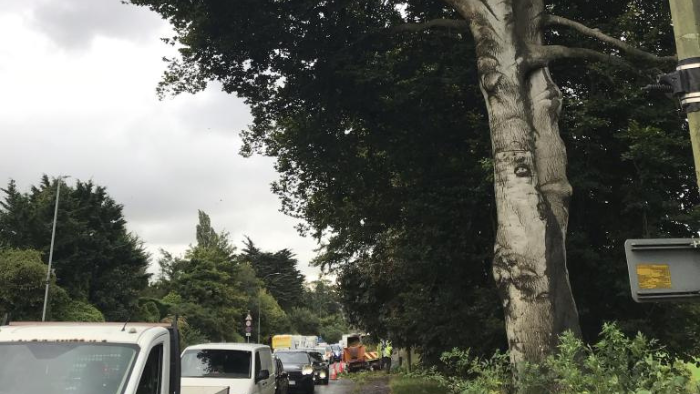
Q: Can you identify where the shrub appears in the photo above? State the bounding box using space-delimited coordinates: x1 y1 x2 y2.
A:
422 323 697 394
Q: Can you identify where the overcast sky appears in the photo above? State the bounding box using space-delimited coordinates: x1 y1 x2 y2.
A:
0 0 322 280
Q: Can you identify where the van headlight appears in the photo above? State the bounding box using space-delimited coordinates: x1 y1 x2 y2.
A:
320 371 327 379
302 365 314 375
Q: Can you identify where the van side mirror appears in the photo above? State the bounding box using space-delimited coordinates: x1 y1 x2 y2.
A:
256 370 270 382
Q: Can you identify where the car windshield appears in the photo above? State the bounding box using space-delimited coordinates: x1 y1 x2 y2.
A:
181 349 252 379
307 352 323 363
0 342 137 394
275 352 309 364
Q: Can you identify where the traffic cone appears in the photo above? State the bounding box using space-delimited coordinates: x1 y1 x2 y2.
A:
338 362 344 374
330 364 338 380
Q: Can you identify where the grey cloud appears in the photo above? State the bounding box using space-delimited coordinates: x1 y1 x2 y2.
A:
31 0 163 49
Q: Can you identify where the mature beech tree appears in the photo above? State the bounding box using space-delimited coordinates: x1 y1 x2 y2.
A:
131 0 684 365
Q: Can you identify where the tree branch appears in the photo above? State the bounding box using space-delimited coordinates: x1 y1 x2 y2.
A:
390 18 469 34
526 45 633 70
543 15 676 65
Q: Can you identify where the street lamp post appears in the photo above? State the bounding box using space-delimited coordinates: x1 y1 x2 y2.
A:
41 176 69 322
258 272 281 343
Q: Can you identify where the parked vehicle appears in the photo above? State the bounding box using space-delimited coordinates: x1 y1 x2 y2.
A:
311 345 333 363
341 334 380 372
181 343 276 394
0 320 203 394
273 356 289 394
305 351 329 385
274 350 316 394
272 334 305 350
330 344 342 362
303 336 318 348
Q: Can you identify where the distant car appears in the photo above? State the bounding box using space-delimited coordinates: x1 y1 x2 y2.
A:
330 344 342 362
274 350 315 394
274 356 289 394
305 351 329 385
310 345 333 363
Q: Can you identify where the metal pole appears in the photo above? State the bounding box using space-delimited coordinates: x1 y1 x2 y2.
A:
257 272 281 344
668 0 700 190
41 179 62 322
257 294 261 343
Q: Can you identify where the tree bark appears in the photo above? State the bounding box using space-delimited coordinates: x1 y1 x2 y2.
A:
445 0 581 365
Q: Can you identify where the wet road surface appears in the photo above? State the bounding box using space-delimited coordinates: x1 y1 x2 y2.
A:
314 376 390 394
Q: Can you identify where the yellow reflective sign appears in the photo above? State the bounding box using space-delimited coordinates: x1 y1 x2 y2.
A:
636 264 672 289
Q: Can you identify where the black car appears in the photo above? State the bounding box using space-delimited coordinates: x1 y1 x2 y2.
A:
274 356 289 394
305 351 329 385
274 351 315 394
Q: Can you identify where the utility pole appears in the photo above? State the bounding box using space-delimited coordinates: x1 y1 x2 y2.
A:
258 272 281 343
624 4 700 303
42 177 67 321
667 0 700 190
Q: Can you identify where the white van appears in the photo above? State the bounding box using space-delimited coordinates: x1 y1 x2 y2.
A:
181 343 276 394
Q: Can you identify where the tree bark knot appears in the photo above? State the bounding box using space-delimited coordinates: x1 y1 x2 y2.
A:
493 250 547 300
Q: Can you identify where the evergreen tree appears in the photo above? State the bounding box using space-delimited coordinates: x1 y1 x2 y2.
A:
241 237 305 311
0 176 150 320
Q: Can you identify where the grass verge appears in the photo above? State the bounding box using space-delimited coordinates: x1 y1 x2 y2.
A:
389 375 443 394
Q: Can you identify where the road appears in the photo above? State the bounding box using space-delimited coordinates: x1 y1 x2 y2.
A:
314 376 390 394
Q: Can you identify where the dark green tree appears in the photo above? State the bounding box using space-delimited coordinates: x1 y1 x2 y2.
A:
158 211 247 342
241 237 305 311
0 176 150 320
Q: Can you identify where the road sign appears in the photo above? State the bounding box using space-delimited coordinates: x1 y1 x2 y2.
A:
245 320 252 327
246 326 252 333
246 333 251 337
625 238 700 302
246 313 253 321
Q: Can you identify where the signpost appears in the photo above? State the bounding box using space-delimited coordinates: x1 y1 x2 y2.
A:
625 239 700 302
625 1 700 303
245 312 253 343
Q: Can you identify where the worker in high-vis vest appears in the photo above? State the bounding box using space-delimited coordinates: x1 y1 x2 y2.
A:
381 340 393 373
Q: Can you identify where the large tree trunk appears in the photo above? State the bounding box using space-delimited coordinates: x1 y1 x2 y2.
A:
446 0 581 365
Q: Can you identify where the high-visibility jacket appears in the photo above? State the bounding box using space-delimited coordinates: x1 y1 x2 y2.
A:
383 342 392 357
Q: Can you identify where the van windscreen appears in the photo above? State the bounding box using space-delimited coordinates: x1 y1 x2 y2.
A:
0 342 137 394
181 349 252 379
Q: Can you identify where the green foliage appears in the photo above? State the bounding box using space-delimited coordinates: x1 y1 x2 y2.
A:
255 289 292 343
390 376 443 394
156 211 250 342
135 300 161 323
53 300 105 322
318 314 348 344
0 177 150 320
422 324 696 394
131 0 700 365
0 248 48 320
288 307 321 335
241 238 305 311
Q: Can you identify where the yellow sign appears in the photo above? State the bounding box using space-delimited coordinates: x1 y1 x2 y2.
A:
636 264 672 289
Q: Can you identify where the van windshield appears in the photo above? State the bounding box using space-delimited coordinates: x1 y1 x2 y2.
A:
181 349 252 379
0 342 138 394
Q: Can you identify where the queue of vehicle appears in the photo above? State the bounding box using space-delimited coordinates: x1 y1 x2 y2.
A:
0 318 359 394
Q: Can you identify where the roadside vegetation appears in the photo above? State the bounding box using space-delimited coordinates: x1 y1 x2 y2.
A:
389 376 442 394
0 176 350 346
406 324 697 394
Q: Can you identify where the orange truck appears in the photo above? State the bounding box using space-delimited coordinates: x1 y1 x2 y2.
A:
341 334 381 372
